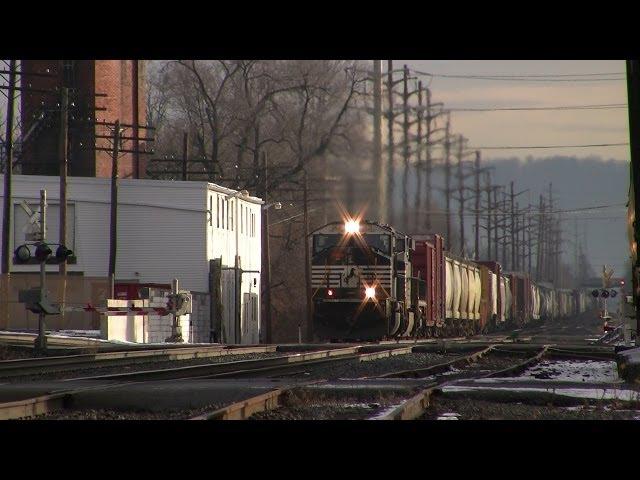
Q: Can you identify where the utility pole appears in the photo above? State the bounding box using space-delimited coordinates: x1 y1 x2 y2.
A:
386 60 395 225
510 181 515 271
547 182 554 284
35 189 47 351
443 116 452 250
182 131 189 181
494 187 500 262
515 202 520 270
574 218 579 285
474 151 481 260
108 120 121 298
456 136 465 255
502 192 508 268
425 88 433 231
402 65 410 230
626 60 640 334
485 172 492 259
261 153 272 344
303 170 313 341
414 81 423 230
2 60 16 277
1 60 16 329
372 60 385 222
59 87 69 327
536 195 544 281
527 211 532 275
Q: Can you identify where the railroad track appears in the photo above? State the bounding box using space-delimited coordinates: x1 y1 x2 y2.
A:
371 346 550 420
3 340 601 420
0 344 277 379
0 344 419 419
191 345 553 421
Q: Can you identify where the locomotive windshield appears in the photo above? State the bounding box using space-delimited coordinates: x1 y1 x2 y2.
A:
313 234 391 256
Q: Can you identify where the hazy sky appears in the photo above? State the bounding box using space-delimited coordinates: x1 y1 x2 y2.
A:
398 60 629 161
395 60 630 279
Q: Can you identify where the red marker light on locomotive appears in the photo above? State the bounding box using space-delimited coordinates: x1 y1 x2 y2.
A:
327 289 334 297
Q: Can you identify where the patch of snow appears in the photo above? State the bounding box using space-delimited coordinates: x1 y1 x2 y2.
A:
442 385 640 402
437 412 460 420
517 360 619 383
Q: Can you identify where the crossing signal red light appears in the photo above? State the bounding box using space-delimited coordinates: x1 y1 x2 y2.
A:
35 243 52 262
14 245 31 264
55 245 73 261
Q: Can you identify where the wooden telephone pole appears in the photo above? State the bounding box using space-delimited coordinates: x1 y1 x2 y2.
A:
443 116 452 250
626 60 640 335
372 60 385 222
386 60 395 225
108 121 121 297
59 87 69 326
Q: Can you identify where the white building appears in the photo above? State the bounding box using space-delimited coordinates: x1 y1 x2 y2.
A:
0 174 263 344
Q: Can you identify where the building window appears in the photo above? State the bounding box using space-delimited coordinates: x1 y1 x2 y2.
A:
230 200 234 231
216 196 220 228
209 196 213 226
221 197 225 230
240 205 244 234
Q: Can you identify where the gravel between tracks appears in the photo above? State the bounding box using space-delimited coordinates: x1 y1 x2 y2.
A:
0 346 38 361
250 390 406 420
291 352 460 380
5 352 286 383
23 404 226 420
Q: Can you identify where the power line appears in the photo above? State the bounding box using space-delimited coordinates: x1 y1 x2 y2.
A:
471 142 629 150
409 69 625 82
448 103 627 112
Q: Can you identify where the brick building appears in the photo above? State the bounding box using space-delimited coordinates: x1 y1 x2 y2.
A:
19 60 147 179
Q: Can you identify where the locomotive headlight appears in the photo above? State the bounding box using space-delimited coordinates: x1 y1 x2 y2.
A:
365 286 376 299
345 220 360 234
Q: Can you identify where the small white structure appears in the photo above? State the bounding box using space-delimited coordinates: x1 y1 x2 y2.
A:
0 174 263 344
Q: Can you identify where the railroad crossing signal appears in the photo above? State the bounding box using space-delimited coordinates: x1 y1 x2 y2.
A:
13 242 74 265
591 288 619 298
20 200 43 241
18 288 60 316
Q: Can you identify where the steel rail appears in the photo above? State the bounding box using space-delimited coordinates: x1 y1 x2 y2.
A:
372 346 549 420
0 345 277 378
373 345 496 379
0 345 417 419
62 344 421 382
189 387 291 420
59 346 368 382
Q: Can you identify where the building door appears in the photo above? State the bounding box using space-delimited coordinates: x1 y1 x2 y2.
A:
242 292 259 344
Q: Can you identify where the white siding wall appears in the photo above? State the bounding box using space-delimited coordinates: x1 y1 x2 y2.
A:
1 175 263 344
0 175 210 292
206 187 262 344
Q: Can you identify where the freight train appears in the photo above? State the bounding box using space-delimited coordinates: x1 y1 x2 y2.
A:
311 219 588 341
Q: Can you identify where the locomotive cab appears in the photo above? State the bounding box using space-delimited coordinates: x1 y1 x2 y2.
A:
310 220 413 341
